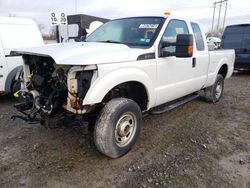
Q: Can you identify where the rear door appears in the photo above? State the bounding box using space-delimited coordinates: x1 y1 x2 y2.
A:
190 22 209 88
0 36 7 92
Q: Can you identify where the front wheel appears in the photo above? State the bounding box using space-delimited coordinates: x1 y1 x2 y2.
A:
94 98 142 158
204 74 224 103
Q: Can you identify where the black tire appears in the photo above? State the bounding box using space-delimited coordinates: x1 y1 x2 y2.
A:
204 74 224 103
94 98 142 158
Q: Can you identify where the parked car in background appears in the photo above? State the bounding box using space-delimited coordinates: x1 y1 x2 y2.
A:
58 14 109 43
221 24 250 71
0 17 44 96
207 37 221 50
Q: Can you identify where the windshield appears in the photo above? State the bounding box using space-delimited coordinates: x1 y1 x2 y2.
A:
86 17 165 47
223 26 245 50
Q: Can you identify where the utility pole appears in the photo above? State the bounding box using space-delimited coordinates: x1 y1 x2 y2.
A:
211 1 216 32
211 0 228 34
75 0 77 14
222 0 228 29
217 1 223 32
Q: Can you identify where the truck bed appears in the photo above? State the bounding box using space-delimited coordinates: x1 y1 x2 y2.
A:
205 49 235 88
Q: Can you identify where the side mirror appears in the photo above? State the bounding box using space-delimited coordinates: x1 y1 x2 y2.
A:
160 34 194 58
175 34 194 58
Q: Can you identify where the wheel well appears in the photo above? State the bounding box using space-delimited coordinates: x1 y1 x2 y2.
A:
218 64 228 79
103 81 148 111
5 66 22 94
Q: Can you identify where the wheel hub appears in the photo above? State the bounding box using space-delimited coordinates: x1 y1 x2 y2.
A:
117 122 131 137
115 113 137 147
215 81 222 99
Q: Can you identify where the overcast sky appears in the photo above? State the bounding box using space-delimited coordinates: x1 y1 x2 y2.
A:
0 0 250 34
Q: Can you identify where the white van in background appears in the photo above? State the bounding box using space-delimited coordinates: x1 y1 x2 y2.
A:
0 17 44 96
207 37 221 50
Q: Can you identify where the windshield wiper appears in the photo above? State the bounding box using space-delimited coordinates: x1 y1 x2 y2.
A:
97 40 122 44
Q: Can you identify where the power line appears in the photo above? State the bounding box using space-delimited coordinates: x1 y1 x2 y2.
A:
228 6 250 16
229 5 250 14
229 4 250 12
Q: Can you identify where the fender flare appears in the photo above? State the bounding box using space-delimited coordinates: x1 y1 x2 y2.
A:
211 58 230 85
4 65 22 94
204 56 233 88
82 67 156 109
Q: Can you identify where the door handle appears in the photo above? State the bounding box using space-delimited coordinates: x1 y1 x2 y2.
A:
192 58 196 68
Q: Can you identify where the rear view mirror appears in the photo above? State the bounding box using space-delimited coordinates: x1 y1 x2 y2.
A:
175 34 193 58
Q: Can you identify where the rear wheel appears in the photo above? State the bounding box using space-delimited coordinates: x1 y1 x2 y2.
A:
94 98 142 158
204 74 224 103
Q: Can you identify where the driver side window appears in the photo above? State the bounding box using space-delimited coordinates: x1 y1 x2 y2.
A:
161 20 189 54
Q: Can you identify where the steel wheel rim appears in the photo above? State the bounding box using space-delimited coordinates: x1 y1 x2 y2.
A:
115 112 137 147
215 80 223 99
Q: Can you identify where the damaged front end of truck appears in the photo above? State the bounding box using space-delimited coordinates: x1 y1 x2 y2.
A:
12 53 97 127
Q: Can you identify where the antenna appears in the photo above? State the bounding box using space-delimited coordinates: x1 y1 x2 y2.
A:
75 0 77 14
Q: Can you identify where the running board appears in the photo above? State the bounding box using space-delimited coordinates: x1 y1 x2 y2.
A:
149 94 199 115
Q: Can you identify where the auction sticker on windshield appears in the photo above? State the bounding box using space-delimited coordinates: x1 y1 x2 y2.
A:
139 24 159 29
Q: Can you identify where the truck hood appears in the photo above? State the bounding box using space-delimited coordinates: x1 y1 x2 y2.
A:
13 42 152 65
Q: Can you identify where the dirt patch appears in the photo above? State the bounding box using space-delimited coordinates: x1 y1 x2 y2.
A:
0 73 250 188
220 153 250 188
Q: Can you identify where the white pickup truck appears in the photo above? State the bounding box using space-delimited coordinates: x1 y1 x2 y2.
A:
12 16 235 158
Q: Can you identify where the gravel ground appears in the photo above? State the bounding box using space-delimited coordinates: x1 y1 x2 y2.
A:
0 73 249 188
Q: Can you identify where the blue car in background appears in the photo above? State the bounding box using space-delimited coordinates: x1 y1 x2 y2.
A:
222 24 250 71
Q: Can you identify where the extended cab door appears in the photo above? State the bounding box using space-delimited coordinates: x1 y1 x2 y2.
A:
0 37 7 92
190 22 209 89
155 19 201 106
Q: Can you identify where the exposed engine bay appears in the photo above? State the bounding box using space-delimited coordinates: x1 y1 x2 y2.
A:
12 55 94 124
